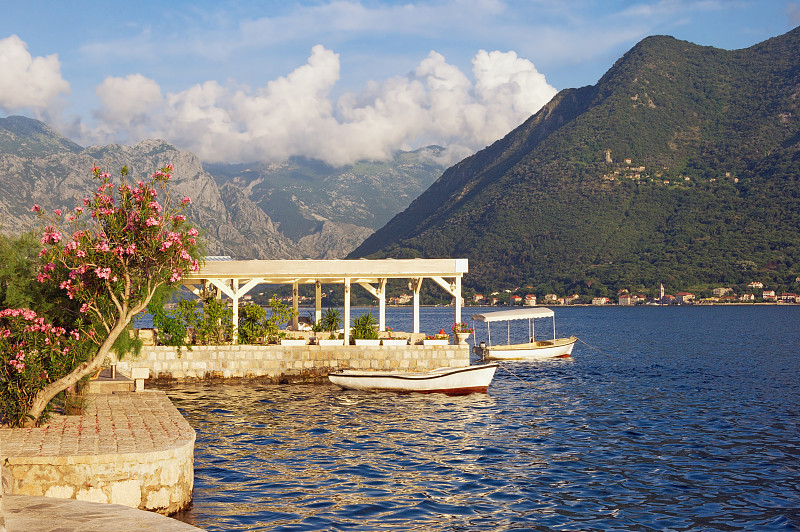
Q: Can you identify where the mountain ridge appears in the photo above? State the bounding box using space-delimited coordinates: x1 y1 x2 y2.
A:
350 28 800 296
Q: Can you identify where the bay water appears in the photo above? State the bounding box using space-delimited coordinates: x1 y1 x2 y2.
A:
167 305 800 531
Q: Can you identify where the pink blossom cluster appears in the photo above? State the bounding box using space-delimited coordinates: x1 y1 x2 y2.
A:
9 351 25 373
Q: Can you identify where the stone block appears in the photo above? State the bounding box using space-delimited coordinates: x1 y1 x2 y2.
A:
44 485 74 499
76 487 107 504
146 487 171 510
110 479 141 508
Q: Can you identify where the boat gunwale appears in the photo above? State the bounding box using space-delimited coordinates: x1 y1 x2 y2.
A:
330 364 498 381
486 336 577 351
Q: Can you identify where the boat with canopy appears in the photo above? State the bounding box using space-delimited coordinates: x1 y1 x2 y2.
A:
471 307 576 360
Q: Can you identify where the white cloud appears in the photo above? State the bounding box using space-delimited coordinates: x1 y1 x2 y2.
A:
94 74 163 134
88 45 556 166
0 35 70 115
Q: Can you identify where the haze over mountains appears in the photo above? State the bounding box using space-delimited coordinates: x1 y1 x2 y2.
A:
0 116 445 259
352 27 800 296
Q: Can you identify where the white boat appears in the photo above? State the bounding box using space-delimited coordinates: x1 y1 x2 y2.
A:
471 307 577 360
328 364 498 395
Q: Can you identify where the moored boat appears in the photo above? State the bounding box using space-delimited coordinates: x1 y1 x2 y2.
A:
471 307 576 360
328 363 498 395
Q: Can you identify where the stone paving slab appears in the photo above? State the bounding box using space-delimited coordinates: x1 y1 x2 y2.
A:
3 494 205 531
0 391 195 458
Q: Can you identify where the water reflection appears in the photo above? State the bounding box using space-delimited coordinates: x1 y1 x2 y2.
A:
168 306 800 531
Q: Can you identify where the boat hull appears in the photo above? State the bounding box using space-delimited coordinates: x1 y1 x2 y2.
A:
328 364 498 395
477 336 577 360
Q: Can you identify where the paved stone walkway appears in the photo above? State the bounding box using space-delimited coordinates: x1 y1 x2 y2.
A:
3 494 204 531
1 391 195 458
0 390 200 530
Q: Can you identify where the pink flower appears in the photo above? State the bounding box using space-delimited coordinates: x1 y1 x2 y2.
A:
36 273 50 282
95 267 112 279
95 241 110 252
31 204 41 212
54 209 62 217
146 217 160 227
181 197 192 205
79 304 89 313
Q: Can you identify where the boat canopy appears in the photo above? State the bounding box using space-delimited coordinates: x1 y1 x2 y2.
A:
472 307 555 323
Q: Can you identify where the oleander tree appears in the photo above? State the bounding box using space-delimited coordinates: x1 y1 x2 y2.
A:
9 164 201 426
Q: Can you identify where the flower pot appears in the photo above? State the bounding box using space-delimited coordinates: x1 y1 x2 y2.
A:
280 338 306 346
455 332 471 345
354 339 381 346
381 338 408 346
318 338 345 346
423 339 449 346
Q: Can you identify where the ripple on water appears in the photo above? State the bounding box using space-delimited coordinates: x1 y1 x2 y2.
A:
168 306 800 531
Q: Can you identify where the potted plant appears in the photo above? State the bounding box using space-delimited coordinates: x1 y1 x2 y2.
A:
318 307 345 346
280 333 307 346
451 322 473 345
423 329 450 345
352 312 380 346
381 327 408 346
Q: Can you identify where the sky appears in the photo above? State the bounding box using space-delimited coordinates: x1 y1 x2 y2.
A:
1 0 798 166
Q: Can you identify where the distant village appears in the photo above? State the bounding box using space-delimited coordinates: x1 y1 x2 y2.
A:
466 281 799 306
249 280 800 308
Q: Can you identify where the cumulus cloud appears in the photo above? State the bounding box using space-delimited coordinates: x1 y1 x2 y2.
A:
0 35 70 115
89 45 556 166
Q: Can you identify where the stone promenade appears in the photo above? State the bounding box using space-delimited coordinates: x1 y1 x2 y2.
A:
2 494 203 531
0 388 200 529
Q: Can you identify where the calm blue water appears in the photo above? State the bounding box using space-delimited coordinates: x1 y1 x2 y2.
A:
167 306 800 531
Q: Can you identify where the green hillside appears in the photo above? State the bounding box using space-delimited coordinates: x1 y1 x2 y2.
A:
350 28 800 297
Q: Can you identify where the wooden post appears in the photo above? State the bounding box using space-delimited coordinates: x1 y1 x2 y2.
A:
454 276 462 325
231 279 239 344
292 282 299 330
378 278 387 332
343 278 351 341
411 277 422 333
315 281 322 325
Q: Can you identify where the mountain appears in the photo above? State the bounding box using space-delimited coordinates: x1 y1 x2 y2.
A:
204 147 446 238
0 117 445 259
350 28 800 296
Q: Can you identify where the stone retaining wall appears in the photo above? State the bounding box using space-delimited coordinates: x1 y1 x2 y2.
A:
116 344 471 382
0 392 195 515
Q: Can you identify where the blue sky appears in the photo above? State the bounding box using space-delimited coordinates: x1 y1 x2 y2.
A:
1 0 798 165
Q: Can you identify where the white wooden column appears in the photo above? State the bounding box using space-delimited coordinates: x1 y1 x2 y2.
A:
343 278 351 339
454 275 462 325
378 278 386 332
315 281 322 324
292 281 299 330
231 279 239 343
411 277 422 333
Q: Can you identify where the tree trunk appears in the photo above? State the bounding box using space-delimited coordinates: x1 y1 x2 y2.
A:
22 319 130 427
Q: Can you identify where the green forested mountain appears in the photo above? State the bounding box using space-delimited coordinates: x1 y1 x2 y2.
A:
350 27 800 297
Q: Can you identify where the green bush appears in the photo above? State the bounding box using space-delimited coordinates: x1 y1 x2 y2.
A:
352 312 378 340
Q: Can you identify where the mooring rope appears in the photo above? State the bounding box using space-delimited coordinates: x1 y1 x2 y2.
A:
576 336 613 356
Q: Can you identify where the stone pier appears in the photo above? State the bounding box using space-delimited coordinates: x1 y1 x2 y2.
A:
0 391 195 516
116 343 471 382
